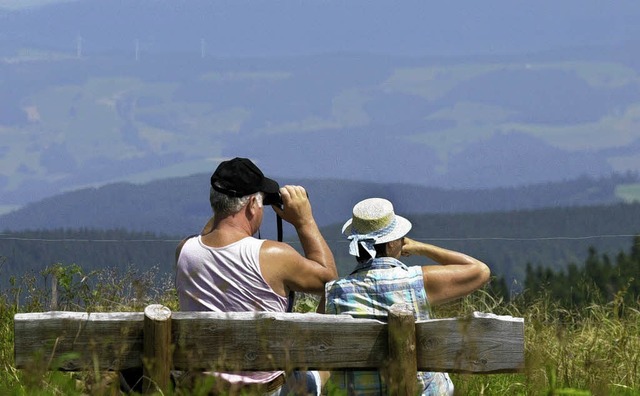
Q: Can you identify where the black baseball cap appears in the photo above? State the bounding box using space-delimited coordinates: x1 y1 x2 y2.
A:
210 157 280 198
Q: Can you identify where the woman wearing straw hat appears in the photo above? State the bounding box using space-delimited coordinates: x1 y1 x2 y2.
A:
325 198 491 395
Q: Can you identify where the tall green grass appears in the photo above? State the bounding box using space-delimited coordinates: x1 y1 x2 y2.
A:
1 264 639 395
0 262 177 395
443 290 640 396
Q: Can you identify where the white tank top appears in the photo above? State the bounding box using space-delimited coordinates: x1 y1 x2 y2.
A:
175 235 287 384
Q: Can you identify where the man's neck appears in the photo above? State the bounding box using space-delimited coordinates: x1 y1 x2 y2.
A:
203 215 255 247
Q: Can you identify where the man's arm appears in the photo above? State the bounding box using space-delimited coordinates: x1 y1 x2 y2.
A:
401 237 491 306
263 185 337 295
175 233 201 264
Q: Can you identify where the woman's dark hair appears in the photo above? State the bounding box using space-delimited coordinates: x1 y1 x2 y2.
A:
356 242 388 263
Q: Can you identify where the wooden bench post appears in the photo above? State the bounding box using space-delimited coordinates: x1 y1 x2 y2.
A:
143 304 172 394
387 304 417 396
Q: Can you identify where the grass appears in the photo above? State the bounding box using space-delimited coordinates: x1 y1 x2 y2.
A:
447 291 640 395
1 265 639 395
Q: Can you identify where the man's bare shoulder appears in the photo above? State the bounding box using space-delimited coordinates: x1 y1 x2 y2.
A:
175 234 199 262
261 239 298 255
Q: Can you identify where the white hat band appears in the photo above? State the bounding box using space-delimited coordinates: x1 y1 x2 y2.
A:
347 217 399 258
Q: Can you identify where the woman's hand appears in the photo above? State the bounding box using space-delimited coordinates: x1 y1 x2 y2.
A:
401 236 421 257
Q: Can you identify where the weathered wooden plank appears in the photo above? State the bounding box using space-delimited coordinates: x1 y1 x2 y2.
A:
170 311 524 372
14 310 525 374
415 312 525 373
14 311 144 370
171 311 388 371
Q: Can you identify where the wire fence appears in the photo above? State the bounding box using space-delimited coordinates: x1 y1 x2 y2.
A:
0 233 638 243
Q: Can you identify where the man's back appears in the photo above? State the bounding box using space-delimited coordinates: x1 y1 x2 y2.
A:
176 235 287 312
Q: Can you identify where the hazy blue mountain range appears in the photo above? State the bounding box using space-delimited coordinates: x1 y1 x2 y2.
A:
1 173 637 238
1 0 640 215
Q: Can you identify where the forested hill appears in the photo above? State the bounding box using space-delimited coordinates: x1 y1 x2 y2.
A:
2 202 639 292
1 173 637 238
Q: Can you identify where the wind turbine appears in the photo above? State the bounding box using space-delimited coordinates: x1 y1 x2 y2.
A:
76 34 83 58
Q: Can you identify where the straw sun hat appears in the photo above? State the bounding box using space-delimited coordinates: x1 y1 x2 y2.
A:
342 198 412 258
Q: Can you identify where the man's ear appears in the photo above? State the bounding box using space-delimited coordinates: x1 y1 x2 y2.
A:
247 195 260 215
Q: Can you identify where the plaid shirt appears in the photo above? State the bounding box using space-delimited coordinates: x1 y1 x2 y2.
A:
325 257 454 396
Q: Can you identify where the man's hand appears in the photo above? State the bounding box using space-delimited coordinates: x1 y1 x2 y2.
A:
263 185 337 295
272 185 314 228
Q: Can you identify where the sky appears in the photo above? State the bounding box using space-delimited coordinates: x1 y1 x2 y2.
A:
2 1 640 58
0 0 78 10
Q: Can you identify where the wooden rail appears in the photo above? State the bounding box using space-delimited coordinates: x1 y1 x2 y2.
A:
14 304 525 394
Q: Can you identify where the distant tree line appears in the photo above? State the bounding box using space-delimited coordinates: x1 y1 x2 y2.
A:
2 203 640 306
0 228 178 291
489 236 640 310
330 202 640 286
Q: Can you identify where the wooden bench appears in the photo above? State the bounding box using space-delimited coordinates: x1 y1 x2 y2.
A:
14 304 525 394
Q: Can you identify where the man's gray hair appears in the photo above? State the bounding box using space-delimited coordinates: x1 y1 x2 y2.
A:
210 187 263 216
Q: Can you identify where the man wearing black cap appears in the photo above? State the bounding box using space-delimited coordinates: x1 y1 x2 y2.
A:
175 157 337 395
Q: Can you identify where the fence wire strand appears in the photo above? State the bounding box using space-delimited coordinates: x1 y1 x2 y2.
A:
0 233 638 244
